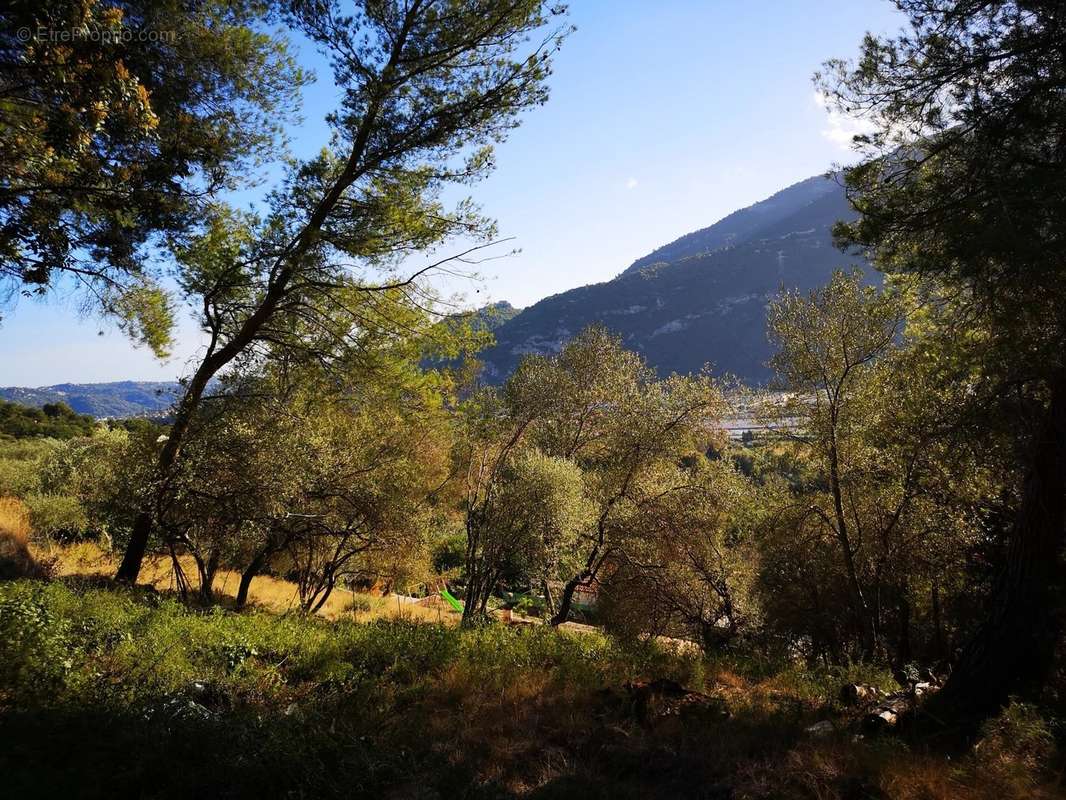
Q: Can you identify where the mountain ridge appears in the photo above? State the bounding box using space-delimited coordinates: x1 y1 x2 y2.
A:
0 381 181 419
619 173 841 278
478 172 867 384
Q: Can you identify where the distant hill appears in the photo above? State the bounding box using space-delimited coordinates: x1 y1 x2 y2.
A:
469 301 522 332
479 174 871 385
0 381 182 419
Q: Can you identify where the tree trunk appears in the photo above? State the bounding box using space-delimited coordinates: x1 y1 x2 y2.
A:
550 522 610 627
116 511 154 584
932 366 1066 723
197 549 220 602
931 579 946 662
167 544 191 600
115 365 218 582
235 563 258 610
460 514 499 626
895 589 912 670
541 578 556 619
827 436 876 657
310 577 336 615
550 573 584 626
461 570 496 626
235 546 277 609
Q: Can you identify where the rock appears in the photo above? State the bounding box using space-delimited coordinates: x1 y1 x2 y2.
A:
805 720 835 737
146 695 215 724
857 674 943 734
185 679 232 711
919 665 944 685
870 708 898 728
840 683 882 707
625 678 730 725
862 695 912 733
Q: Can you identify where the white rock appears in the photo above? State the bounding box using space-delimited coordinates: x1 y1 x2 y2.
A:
805 720 834 736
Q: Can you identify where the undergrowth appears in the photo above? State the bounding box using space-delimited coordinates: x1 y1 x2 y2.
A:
0 578 1061 799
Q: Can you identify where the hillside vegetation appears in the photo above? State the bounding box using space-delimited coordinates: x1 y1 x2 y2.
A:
0 399 96 440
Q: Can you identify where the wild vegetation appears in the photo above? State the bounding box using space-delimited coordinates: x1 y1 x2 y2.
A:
1 0 1066 797
0 399 95 440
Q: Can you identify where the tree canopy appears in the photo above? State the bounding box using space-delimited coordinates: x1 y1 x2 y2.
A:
819 0 1066 721
0 0 307 352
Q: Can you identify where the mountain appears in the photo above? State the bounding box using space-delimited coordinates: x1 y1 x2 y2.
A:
479 174 868 384
469 301 522 332
0 381 182 418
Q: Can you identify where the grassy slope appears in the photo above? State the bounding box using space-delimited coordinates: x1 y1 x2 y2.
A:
42 542 457 624
0 567 1062 799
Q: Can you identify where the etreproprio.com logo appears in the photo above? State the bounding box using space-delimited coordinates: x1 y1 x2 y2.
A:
17 26 177 44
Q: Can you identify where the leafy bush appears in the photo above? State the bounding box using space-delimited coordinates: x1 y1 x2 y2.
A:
513 593 546 618
0 585 72 700
23 494 90 541
974 701 1058 793
431 531 467 574
0 436 55 497
0 457 42 497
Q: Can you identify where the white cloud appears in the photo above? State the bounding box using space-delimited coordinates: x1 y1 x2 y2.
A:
813 91 876 151
625 177 638 190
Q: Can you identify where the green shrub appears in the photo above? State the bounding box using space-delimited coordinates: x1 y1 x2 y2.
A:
342 620 460 685
24 494 90 541
4 578 1055 800
0 458 41 497
431 531 466 573
513 593 546 618
0 437 56 497
974 700 1058 792
0 400 95 440
0 585 74 701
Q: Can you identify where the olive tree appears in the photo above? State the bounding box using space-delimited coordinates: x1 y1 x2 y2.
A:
766 270 904 657
764 271 997 666
457 327 727 627
598 459 758 651
457 442 591 624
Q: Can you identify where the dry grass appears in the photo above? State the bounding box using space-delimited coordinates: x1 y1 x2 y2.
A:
41 541 461 624
0 496 30 542
0 496 46 579
417 653 1065 800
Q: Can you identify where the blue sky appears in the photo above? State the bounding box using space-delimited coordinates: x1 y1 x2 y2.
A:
0 0 905 386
